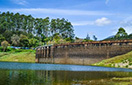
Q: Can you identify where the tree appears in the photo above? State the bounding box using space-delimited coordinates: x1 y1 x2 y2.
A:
75 37 79 40
20 34 29 47
93 35 97 41
115 27 128 37
0 35 5 44
129 34 132 39
29 38 39 47
11 34 20 46
86 34 90 40
53 33 61 44
1 40 9 52
0 11 75 46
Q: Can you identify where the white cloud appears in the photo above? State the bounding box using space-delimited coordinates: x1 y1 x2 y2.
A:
1 8 114 16
11 0 28 5
95 17 111 26
72 17 111 26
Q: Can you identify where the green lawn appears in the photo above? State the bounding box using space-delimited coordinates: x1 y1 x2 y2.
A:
0 51 35 63
94 51 132 68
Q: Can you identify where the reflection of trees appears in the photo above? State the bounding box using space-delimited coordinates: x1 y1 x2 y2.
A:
0 70 132 85
35 70 53 85
0 70 38 85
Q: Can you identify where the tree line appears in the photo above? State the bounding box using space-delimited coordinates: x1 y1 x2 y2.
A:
104 27 132 40
0 11 75 48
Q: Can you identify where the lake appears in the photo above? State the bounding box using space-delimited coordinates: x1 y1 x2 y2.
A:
0 62 132 85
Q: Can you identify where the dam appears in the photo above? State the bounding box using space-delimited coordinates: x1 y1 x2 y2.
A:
36 40 132 65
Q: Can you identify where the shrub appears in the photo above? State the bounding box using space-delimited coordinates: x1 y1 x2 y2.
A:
126 65 128 68
1 40 10 52
0 47 3 52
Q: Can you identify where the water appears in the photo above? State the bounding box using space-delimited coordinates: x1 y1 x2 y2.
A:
0 62 132 85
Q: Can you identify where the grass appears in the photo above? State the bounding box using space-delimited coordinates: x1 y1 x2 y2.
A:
0 49 36 63
112 77 132 81
0 52 10 57
93 51 132 68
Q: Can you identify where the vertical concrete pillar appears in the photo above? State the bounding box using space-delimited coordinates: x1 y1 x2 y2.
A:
42 47 44 58
37 48 41 63
41 47 43 58
36 48 38 58
38 48 40 58
48 46 51 58
47 46 49 58
43 47 44 58
35 48 38 63
50 46 54 63
40 47 42 58
107 51 110 58
45 46 47 58
44 47 45 58
84 44 87 49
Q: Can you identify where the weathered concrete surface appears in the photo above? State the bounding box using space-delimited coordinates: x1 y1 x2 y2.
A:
36 40 132 65
38 57 106 65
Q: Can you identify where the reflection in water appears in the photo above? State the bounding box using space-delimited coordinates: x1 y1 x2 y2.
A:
0 69 132 85
0 62 132 85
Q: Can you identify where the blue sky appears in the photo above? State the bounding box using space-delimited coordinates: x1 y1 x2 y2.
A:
0 0 132 40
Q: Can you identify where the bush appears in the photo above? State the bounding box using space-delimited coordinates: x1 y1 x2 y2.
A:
126 65 128 68
0 47 3 52
1 40 10 52
14 49 23 52
129 62 132 65
6 47 14 52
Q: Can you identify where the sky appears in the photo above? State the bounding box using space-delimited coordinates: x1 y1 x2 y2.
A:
0 0 132 40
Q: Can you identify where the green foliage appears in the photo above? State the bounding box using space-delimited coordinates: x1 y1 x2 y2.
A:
94 51 132 68
0 11 75 47
11 34 20 46
115 27 128 39
104 27 131 41
29 38 39 47
0 35 5 44
0 47 3 52
6 47 14 52
65 37 73 42
0 51 35 63
75 37 79 40
0 47 14 52
20 34 29 47
116 27 128 37
83 39 93 42
53 33 61 44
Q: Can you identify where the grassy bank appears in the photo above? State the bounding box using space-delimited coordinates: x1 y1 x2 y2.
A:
94 51 132 68
0 49 35 63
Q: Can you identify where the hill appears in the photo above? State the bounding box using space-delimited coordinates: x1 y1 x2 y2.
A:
94 51 132 68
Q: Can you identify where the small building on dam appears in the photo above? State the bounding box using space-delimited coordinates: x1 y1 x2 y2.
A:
36 40 132 65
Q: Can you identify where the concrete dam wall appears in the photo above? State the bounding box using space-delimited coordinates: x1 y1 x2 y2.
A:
36 40 132 65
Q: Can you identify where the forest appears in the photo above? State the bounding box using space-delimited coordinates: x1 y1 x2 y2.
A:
0 11 75 48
